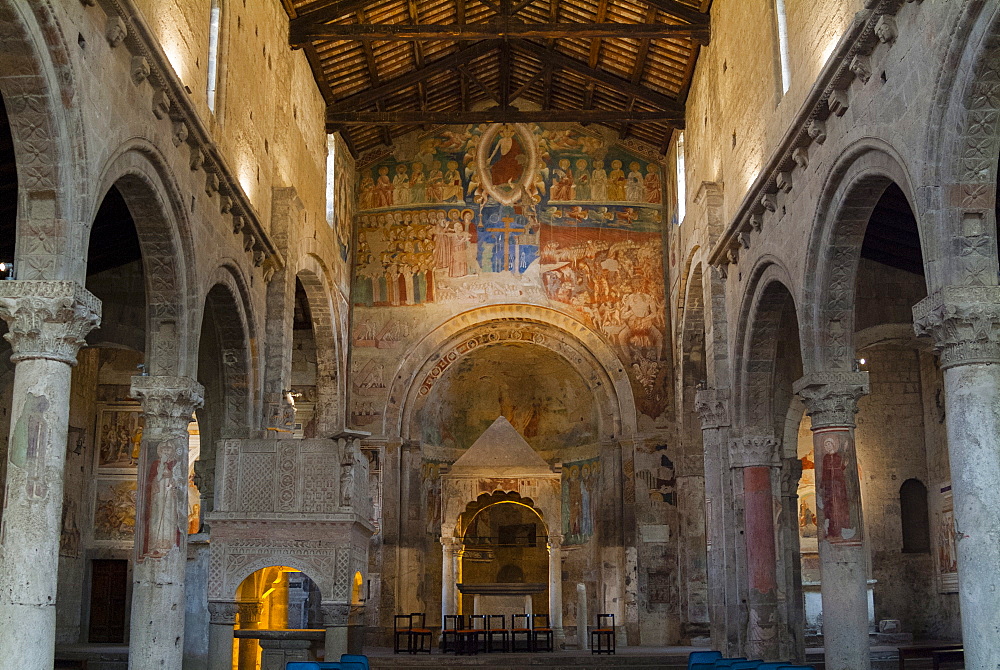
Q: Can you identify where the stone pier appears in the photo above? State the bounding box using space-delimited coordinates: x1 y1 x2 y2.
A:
795 372 870 670
0 281 100 670
548 533 565 648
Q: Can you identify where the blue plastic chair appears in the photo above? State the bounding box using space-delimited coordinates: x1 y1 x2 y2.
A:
756 664 792 670
713 660 749 669
286 664 323 670
339 655 370 670
338 663 365 670
689 651 724 669
775 666 815 669
732 662 763 669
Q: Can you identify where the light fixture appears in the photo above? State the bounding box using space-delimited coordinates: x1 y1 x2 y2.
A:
0 262 14 280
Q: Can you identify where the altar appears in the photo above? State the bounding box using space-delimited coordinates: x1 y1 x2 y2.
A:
458 583 546 618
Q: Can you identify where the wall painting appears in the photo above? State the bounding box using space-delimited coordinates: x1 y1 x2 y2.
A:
561 457 599 545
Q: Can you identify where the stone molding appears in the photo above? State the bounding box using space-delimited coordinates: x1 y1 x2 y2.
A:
208 600 239 625
695 387 731 429
707 0 918 269
0 281 101 365
728 436 781 469
793 372 870 429
913 286 1000 369
321 602 350 627
130 376 205 435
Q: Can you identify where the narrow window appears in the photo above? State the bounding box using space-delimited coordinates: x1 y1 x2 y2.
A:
774 0 791 94
326 135 337 228
674 131 686 225
207 0 222 112
900 478 930 553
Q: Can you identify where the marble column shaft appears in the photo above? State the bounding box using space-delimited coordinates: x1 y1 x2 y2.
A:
695 388 739 655
237 601 265 670
794 372 870 670
440 536 459 620
128 376 205 670
0 281 100 670
322 602 350 661
730 436 781 661
914 286 1000 670
547 534 565 647
207 601 239 670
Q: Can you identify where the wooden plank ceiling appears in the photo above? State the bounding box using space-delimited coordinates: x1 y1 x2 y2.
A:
283 0 711 156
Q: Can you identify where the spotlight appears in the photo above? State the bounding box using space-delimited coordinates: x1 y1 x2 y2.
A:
0 262 14 279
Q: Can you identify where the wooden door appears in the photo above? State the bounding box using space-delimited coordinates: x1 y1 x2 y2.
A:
88 559 128 643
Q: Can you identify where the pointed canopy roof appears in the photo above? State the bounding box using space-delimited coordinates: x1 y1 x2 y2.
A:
448 416 555 477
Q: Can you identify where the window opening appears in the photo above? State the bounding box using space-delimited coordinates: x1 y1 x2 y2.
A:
775 0 791 94
207 0 222 111
674 131 686 225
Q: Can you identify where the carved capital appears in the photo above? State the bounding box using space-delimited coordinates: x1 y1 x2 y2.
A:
780 456 803 497
695 387 731 429
237 600 264 625
131 376 204 435
0 281 101 365
913 286 1000 369
729 435 780 468
321 602 350 627
441 535 461 552
208 600 239 625
793 372 869 429
547 533 564 550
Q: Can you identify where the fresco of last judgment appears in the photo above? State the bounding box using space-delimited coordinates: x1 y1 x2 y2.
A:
351 123 671 422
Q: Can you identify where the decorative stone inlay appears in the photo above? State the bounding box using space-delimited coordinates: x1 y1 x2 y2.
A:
0 281 101 365
208 600 239 625
695 387 730 429
728 436 780 469
130 376 204 435
793 372 870 429
913 286 1000 368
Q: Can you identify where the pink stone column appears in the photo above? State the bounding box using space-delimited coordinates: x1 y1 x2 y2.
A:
129 376 205 670
914 286 1000 670
794 372 870 670
0 281 100 670
730 436 781 661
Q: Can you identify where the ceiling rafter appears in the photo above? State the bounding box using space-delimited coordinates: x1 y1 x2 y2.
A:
326 109 685 124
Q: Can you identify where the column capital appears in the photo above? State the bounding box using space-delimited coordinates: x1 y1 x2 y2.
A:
728 435 780 468
320 602 350 626
0 280 100 365
208 600 239 625
236 600 264 626
695 387 731 429
780 456 803 497
913 286 1000 369
547 533 564 549
793 371 869 429
441 535 461 551
130 376 204 435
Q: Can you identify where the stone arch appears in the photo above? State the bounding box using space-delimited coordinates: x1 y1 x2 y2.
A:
200 264 257 438
735 260 802 433
384 304 638 442
922 1 1000 289
457 492 551 537
295 253 342 435
213 556 338 604
89 141 196 376
0 0 86 279
802 141 925 372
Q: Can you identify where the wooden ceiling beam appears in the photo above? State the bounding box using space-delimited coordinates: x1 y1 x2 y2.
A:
640 0 710 27
290 21 711 44
357 8 393 147
326 108 684 125
458 64 502 106
289 0 375 29
515 40 684 113
326 39 499 112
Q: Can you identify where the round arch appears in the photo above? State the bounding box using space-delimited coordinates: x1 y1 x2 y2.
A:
922 1 1000 289
295 252 343 435
89 141 197 377
734 260 802 432
801 140 925 373
383 304 638 442
0 0 86 280
216 557 335 604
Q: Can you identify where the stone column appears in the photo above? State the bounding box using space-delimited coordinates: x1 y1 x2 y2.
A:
794 372 870 670
913 286 1000 670
695 388 738 655
730 436 781 661
322 602 350 661
547 533 565 648
236 600 264 670
207 601 239 670
778 457 806 662
128 376 205 670
0 281 100 670
440 536 460 620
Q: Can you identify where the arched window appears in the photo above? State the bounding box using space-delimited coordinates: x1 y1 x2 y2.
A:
774 0 791 94
674 131 686 225
900 478 930 553
206 0 223 112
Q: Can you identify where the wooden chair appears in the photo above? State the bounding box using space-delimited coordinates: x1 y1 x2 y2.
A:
440 614 464 653
510 613 532 652
408 612 432 654
486 614 509 652
591 613 615 654
393 614 412 653
531 613 553 652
